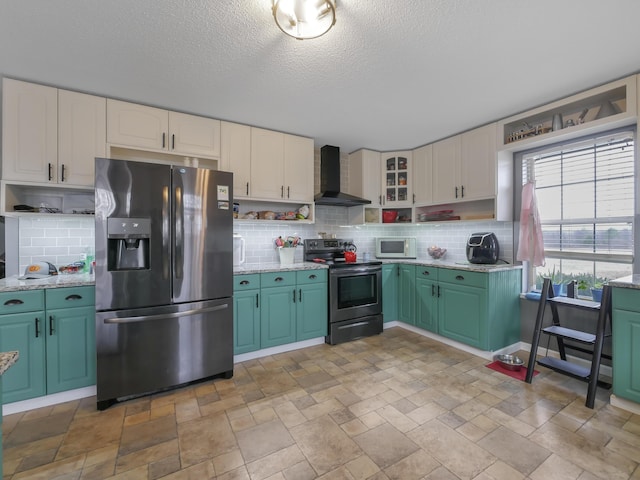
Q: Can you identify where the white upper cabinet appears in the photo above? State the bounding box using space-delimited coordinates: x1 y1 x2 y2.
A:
107 99 221 158
2 79 105 187
459 123 496 201
2 79 58 183
412 144 432 205
220 121 251 198
431 123 496 204
58 89 106 186
348 149 381 206
381 151 412 207
431 136 460 204
249 127 313 203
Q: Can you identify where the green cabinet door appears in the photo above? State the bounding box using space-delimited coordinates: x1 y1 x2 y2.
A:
234 289 261 354
297 282 328 340
398 264 416 325
415 267 438 332
0 312 46 403
612 288 640 404
382 264 398 322
438 282 486 349
45 305 96 394
261 285 296 348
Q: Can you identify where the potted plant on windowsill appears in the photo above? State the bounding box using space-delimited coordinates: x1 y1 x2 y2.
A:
591 282 604 302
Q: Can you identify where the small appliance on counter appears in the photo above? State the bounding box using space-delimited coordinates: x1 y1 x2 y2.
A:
233 233 245 266
375 237 417 259
466 232 500 264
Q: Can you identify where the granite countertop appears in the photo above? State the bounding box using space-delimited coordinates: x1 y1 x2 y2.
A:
0 351 19 376
234 260 521 275
0 274 95 293
608 275 640 290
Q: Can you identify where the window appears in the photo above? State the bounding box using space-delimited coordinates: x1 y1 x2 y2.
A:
517 129 636 294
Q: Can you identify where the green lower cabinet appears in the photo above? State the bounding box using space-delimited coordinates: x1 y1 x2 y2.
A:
260 285 297 348
382 264 398 322
296 270 328 341
612 287 640 404
233 274 261 354
438 282 486 349
398 264 416 325
0 286 96 404
415 267 438 332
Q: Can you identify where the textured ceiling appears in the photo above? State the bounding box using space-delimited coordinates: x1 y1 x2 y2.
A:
1 1 640 154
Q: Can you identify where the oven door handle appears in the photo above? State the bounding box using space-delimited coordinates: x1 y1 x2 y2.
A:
332 266 381 276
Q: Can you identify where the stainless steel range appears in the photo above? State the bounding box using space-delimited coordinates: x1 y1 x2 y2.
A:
303 239 383 345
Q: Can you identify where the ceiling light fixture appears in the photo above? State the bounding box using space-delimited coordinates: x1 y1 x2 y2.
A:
272 0 336 40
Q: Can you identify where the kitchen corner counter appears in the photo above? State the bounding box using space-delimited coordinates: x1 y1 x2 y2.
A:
0 274 95 293
608 274 640 290
234 262 329 275
0 351 19 376
382 259 522 273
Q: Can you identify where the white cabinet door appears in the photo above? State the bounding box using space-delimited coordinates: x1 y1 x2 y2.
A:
431 136 460 204
412 144 432 205
381 151 412 206
58 89 106 187
220 121 251 198
283 134 313 202
459 123 496 201
348 149 381 206
2 78 58 182
106 99 168 151
169 111 220 158
250 127 284 200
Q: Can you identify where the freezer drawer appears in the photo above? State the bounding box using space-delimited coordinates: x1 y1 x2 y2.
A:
95 298 233 409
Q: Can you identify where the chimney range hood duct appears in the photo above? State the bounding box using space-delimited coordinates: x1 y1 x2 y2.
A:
314 145 371 207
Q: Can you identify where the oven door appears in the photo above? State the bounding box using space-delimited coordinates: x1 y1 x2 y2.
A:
330 265 382 323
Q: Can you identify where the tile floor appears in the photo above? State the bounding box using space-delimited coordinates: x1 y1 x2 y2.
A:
3 327 640 479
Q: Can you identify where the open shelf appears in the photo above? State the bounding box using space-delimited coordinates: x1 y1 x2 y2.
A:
233 200 315 224
1 180 94 216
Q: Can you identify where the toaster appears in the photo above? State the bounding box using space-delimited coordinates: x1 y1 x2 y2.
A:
466 232 499 264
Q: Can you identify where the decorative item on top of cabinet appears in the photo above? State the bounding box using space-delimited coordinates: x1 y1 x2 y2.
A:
2 78 105 187
107 99 221 159
498 75 636 150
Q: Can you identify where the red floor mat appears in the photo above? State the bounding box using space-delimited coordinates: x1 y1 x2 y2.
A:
485 360 539 381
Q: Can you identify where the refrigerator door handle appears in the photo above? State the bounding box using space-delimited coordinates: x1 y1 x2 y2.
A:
103 303 229 324
174 185 184 279
162 185 170 279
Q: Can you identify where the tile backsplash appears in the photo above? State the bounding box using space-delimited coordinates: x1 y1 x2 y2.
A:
17 216 94 273
14 206 513 272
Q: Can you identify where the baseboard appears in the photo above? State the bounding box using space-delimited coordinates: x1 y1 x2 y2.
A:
3 386 96 416
233 337 325 363
610 394 640 415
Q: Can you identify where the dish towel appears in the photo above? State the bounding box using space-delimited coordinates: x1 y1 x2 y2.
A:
517 182 545 267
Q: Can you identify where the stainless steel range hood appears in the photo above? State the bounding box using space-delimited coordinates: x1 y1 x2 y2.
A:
314 145 371 207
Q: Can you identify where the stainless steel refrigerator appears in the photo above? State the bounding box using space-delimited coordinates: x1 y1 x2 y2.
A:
94 158 234 410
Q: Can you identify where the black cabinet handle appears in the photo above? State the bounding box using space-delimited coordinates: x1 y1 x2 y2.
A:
292 289 296 303
240 280 250 285
299 289 302 302
455 186 459 198
65 294 82 301
287 186 290 198
281 186 284 198
422 270 430 276
413 193 415 204
246 182 249 195
49 315 54 335
461 185 465 198
396 267 400 277
431 284 435 296
437 285 441 297
48 163 53 181
4 299 24 306
162 133 166 148
172 134 175 150
35 317 40 338
456 275 465 281
256 293 259 308
275 277 284 282
309 274 317 279
61 164 66 182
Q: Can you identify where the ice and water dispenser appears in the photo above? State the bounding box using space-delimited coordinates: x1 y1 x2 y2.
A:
107 217 151 270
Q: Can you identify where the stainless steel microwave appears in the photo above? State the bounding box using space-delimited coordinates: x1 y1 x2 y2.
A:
375 237 417 259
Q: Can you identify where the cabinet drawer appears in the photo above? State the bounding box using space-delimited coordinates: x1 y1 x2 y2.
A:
416 266 438 279
613 287 639 311
0 290 45 315
438 269 486 289
46 286 95 310
296 269 327 285
234 274 261 291
261 271 296 288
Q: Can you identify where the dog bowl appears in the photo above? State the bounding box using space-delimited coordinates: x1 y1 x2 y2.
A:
495 354 524 371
